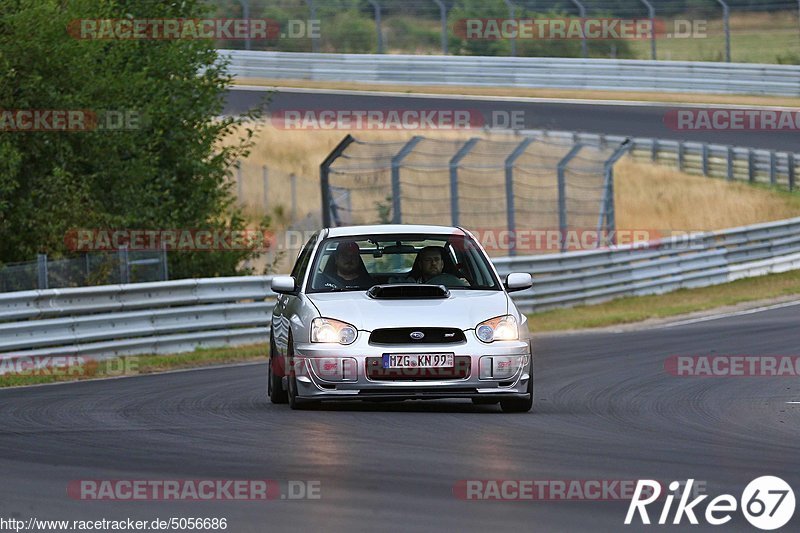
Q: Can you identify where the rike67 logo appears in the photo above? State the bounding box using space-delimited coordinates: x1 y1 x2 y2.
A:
625 477 795 530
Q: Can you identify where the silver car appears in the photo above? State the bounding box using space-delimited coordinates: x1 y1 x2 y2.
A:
268 224 534 412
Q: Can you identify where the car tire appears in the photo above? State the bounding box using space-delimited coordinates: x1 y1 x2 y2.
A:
500 366 534 413
268 335 288 404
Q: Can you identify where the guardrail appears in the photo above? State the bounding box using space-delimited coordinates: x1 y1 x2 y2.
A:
3 216 800 364
493 216 800 312
0 277 275 367
519 129 798 190
222 50 800 96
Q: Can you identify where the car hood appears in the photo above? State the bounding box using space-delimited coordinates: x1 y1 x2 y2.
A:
306 290 509 331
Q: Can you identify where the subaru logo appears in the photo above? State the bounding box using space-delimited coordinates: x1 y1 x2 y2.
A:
410 331 425 340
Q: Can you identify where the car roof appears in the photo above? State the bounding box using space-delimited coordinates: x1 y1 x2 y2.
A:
324 224 467 238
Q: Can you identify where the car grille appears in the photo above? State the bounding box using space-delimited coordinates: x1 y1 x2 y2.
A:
369 327 466 345
365 356 471 381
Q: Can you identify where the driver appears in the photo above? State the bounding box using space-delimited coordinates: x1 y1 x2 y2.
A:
320 241 375 290
412 246 469 287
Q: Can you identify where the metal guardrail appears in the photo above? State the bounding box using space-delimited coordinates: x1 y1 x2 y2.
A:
494 216 800 312
222 50 800 96
518 129 799 191
2 216 800 364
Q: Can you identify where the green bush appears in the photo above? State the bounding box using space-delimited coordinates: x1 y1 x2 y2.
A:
321 10 376 53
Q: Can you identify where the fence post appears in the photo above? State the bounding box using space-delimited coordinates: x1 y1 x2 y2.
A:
640 0 656 60
290 173 297 222
570 0 588 58
557 144 584 253
449 138 479 227
367 0 384 54
505 137 535 256
701 143 709 176
748 149 755 183
715 0 731 62
320 134 355 227
236 163 243 206
678 141 685 172
118 245 129 284
433 0 448 54
37 253 48 290
390 136 424 224
769 151 777 185
161 243 169 281
305 0 319 53
262 165 269 211
789 153 796 191
503 0 517 57
727 146 734 181
599 140 631 246
651 138 658 161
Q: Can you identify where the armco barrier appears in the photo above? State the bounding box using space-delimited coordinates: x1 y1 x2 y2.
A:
2 216 800 366
222 50 800 96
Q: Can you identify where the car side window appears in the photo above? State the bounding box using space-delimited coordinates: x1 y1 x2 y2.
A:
290 235 317 285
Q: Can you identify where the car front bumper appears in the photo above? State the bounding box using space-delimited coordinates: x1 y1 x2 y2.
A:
288 336 532 401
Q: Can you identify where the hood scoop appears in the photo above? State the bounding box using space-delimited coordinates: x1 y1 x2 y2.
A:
366 284 450 299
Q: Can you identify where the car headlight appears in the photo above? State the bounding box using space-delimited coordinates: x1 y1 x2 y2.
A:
475 315 518 343
311 317 358 345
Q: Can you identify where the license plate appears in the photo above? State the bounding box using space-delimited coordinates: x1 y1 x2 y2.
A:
382 353 454 369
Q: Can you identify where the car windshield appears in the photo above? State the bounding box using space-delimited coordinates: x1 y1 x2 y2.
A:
306 233 500 293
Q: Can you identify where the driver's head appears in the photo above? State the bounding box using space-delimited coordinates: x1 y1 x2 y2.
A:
418 246 444 281
334 241 361 277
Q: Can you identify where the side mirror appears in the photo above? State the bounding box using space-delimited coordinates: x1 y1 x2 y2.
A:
271 276 297 294
504 272 532 292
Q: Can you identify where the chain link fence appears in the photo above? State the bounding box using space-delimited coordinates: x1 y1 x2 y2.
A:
320 133 630 255
0 249 168 293
214 0 800 63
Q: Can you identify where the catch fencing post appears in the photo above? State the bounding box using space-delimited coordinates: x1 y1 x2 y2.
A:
715 0 731 62
433 0 448 54
639 0 656 60
37 254 48 290
748 149 755 183
118 245 129 285
391 136 424 224
789 153 796 191
503 0 517 57
570 0 588 58
557 144 584 253
320 134 355 227
368 1 384 54
727 146 734 181
449 138 480 227
505 137 535 256
599 140 631 245
701 144 709 176
305 0 319 53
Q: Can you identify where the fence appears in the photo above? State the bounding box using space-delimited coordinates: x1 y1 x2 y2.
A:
223 50 800 96
0 248 168 294
2 215 800 364
518 129 800 190
215 1 800 63
320 133 630 253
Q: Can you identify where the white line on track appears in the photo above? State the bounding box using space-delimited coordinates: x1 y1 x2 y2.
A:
658 299 800 329
232 84 800 111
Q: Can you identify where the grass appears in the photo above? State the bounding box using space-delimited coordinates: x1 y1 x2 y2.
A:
528 268 800 332
0 344 267 388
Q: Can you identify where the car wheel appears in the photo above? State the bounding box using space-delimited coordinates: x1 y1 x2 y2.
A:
500 368 534 413
286 339 317 411
268 335 288 404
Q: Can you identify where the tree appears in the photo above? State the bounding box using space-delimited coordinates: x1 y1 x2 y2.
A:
0 0 266 279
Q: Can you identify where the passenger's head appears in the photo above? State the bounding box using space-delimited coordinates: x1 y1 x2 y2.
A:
334 241 362 278
418 246 444 281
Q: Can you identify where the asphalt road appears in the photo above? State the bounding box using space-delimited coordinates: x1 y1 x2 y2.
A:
225 87 800 151
1 303 799 532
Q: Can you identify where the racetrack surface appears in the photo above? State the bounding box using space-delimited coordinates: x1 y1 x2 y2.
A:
224 88 800 152
1 304 798 532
